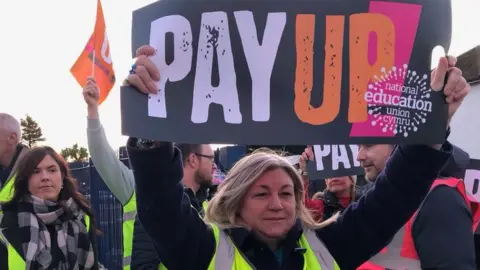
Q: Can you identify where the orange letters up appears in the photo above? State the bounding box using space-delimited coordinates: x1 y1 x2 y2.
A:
294 13 394 125
349 14 395 123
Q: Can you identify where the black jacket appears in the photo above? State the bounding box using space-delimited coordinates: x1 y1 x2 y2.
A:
131 217 161 270
321 189 364 221
410 144 476 270
184 185 209 217
357 143 475 269
131 185 209 269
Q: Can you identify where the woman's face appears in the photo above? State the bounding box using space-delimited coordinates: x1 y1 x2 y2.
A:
240 168 296 241
28 155 63 201
326 176 352 194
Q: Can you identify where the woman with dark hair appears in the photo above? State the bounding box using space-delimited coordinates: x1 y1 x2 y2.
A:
0 146 102 269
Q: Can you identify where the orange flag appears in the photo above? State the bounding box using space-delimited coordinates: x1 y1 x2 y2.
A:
71 0 115 105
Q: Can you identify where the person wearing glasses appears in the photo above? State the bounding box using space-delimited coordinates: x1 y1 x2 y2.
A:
175 144 218 216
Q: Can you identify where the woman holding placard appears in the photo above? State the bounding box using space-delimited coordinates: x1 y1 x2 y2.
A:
124 46 470 270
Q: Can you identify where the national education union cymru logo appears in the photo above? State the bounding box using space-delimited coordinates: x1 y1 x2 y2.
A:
365 64 433 137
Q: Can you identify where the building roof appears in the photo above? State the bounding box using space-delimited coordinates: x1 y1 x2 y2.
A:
457 45 480 85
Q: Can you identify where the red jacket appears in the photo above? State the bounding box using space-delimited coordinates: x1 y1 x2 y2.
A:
303 177 352 222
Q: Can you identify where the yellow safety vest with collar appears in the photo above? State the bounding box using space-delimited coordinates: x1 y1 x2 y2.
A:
0 213 91 269
160 221 340 270
122 192 137 270
207 223 340 270
0 174 16 203
202 200 208 215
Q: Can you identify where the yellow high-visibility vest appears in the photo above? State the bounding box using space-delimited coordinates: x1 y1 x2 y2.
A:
122 192 137 270
0 174 16 203
207 223 341 270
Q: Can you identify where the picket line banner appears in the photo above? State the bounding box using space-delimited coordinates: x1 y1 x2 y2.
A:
307 144 363 179
121 0 452 145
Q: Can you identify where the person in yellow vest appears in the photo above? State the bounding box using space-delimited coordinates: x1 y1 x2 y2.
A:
155 143 217 270
0 146 103 269
84 78 217 269
83 77 160 270
127 138 453 270
0 113 28 199
124 46 469 269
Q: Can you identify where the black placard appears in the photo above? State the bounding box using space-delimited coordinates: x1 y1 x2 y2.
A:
307 145 364 179
122 0 451 145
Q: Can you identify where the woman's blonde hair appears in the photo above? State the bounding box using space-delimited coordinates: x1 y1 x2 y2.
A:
205 150 337 230
312 175 357 201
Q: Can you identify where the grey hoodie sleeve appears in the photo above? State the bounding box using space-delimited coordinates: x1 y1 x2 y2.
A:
87 118 135 205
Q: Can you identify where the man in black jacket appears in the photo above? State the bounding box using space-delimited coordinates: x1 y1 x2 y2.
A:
131 143 216 269
357 142 477 269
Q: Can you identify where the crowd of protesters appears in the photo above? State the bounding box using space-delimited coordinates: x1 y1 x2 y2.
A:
0 40 478 270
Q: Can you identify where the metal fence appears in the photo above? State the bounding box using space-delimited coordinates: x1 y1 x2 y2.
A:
70 160 124 270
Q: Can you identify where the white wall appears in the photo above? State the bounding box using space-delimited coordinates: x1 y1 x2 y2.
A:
449 83 480 159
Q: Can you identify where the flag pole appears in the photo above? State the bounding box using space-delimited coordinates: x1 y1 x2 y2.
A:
91 0 98 78
91 50 95 77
